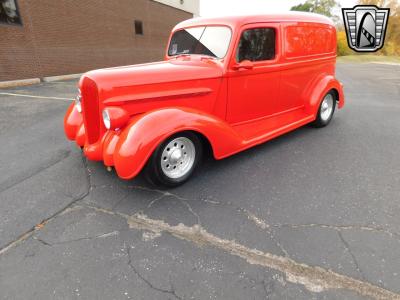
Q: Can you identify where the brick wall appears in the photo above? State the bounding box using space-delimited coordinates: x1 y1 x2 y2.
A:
0 0 192 81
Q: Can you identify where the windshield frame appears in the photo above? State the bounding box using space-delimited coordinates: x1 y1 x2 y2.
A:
166 25 233 60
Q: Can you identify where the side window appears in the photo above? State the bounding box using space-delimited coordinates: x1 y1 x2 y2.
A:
236 28 275 62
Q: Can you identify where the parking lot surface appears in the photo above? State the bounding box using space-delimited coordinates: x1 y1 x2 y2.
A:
0 62 399 299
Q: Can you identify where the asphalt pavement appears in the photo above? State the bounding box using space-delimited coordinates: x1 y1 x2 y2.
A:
0 62 399 299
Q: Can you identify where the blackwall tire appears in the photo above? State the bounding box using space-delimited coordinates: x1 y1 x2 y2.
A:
311 92 336 128
144 132 202 187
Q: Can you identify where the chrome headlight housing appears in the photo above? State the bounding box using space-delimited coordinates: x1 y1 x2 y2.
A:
101 107 129 131
102 109 111 130
75 90 82 113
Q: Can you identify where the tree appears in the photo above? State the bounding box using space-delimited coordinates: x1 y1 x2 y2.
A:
290 2 314 13
292 0 400 56
290 0 340 18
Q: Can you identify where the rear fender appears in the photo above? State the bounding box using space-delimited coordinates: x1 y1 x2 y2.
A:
306 75 345 116
114 108 243 179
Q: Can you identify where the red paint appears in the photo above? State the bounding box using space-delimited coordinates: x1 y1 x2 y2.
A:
64 103 82 141
75 123 86 147
102 131 120 166
64 13 345 180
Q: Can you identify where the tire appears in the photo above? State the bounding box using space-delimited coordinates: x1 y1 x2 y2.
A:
311 91 336 128
144 132 203 187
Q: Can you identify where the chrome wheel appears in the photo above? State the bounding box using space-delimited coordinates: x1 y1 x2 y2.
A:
320 94 334 122
160 137 196 179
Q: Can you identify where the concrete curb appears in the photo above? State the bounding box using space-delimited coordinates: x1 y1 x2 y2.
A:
42 73 82 82
0 73 82 89
0 78 41 89
370 62 400 66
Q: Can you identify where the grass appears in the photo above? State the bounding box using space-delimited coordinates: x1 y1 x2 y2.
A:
337 55 400 63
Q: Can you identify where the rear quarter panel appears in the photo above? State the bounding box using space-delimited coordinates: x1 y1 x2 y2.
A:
279 22 337 112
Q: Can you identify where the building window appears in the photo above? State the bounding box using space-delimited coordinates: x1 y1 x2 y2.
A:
0 0 22 25
134 20 143 35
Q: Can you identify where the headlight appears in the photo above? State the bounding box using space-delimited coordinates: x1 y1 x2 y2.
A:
102 107 129 130
75 93 82 113
102 109 111 129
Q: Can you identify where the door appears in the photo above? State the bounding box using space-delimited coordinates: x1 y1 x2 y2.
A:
227 23 281 124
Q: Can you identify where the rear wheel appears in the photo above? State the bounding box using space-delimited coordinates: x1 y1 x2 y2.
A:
311 92 336 128
145 132 202 187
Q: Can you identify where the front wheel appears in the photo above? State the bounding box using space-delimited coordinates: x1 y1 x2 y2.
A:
144 132 202 187
311 92 336 128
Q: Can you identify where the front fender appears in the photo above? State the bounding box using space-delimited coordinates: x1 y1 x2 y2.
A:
306 75 345 116
64 103 83 140
113 108 243 179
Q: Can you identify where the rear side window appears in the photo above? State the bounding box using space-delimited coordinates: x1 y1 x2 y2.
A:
236 28 276 62
285 24 335 58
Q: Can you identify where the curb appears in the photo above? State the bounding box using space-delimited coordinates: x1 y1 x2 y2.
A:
42 73 82 82
370 62 400 66
0 73 82 89
0 78 41 89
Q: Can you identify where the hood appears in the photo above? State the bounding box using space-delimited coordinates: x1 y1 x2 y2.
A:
81 57 224 101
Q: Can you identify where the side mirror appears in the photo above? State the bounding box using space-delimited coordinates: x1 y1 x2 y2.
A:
232 60 254 70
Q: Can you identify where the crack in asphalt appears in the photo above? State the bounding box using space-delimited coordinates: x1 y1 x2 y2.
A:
276 223 400 242
125 244 183 300
77 203 400 300
0 155 91 255
337 231 366 280
269 229 290 258
129 185 202 226
115 184 400 285
231 270 276 298
128 185 400 252
147 194 168 209
33 230 120 246
33 237 52 247
238 208 290 258
0 149 71 194
236 212 400 274
144 185 400 244
2 156 399 299
243 209 270 230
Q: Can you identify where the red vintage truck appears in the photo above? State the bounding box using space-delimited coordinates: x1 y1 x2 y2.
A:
64 13 344 187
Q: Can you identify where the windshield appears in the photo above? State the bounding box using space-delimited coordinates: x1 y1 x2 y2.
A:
168 26 232 59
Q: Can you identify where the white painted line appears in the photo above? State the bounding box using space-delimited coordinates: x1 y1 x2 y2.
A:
0 92 72 101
